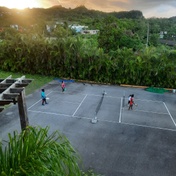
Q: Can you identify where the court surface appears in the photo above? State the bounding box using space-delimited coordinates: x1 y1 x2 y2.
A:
1 80 176 176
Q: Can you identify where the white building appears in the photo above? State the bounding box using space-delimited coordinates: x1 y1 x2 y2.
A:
81 30 99 35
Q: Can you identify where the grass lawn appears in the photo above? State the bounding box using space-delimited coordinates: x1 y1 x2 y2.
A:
0 70 54 95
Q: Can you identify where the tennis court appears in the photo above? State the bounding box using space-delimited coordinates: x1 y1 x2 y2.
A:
1 80 176 176
28 82 176 131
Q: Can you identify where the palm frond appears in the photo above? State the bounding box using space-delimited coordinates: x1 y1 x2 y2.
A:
0 126 81 176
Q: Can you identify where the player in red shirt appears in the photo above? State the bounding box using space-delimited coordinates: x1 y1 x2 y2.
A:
128 94 134 110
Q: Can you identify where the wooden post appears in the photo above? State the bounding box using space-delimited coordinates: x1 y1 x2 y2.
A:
17 89 29 131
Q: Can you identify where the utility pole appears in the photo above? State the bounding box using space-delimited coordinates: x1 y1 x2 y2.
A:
146 23 149 47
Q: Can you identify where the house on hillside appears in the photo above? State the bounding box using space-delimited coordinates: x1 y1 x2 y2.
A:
10 25 24 32
159 31 167 39
10 24 19 30
160 39 176 47
81 30 99 35
69 25 88 33
46 24 57 33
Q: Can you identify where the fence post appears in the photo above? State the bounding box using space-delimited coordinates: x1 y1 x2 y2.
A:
17 89 29 131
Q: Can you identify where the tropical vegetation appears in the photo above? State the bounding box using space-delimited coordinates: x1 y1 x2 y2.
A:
0 11 176 88
0 126 101 176
0 126 81 175
0 6 176 175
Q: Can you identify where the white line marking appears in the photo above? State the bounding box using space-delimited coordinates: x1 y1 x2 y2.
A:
119 97 123 123
130 109 168 115
124 97 163 103
87 94 122 99
29 110 93 121
74 115 92 120
163 102 176 127
72 94 88 116
121 122 176 132
136 99 163 103
29 110 176 132
28 100 41 110
28 110 71 117
52 90 164 103
28 91 53 110
52 91 122 99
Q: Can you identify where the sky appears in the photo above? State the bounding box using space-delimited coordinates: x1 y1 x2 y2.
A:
0 0 175 18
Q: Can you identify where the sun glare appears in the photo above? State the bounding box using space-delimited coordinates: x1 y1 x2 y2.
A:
1 0 41 9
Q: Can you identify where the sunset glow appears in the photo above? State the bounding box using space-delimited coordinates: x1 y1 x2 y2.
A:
0 0 175 18
0 0 41 9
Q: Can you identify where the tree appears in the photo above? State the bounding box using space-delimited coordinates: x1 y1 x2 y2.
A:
98 16 123 53
98 17 143 53
51 24 72 38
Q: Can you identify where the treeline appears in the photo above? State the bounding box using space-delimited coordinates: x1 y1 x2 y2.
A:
0 6 175 41
0 8 176 88
0 5 143 26
0 33 176 88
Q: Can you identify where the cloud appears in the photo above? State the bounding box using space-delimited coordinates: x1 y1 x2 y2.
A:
54 0 176 18
0 0 175 18
128 0 176 18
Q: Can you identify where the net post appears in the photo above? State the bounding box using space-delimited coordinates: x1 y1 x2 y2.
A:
122 90 125 107
91 116 98 124
122 95 125 107
91 90 106 124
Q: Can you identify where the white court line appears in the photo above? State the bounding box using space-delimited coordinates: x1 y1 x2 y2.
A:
132 109 168 115
138 99 162 103
86 94 122 99
72 94 88 116
119 97 123 123
125 97 163 103
121 122 176 132
163 102 176 127
29 110 93 121
74 115 92 120
53 90 163 103
28 91 53 110
28 110 71 117
52 91 122 99
29 109 176 132
28 99 41 110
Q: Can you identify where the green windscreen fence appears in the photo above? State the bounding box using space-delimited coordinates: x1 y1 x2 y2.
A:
145 87 168 94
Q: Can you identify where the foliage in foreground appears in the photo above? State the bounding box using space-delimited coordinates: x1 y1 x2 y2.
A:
0 126 81 176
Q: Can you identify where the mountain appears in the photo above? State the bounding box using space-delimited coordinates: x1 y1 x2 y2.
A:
110 10 144 19
0 5 175 27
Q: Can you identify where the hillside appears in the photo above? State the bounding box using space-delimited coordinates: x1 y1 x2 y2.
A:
0 5 145 27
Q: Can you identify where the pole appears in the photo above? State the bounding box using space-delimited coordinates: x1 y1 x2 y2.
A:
122 90 125 107
17 89 29 131
146 23 149 47
91 90 106 124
